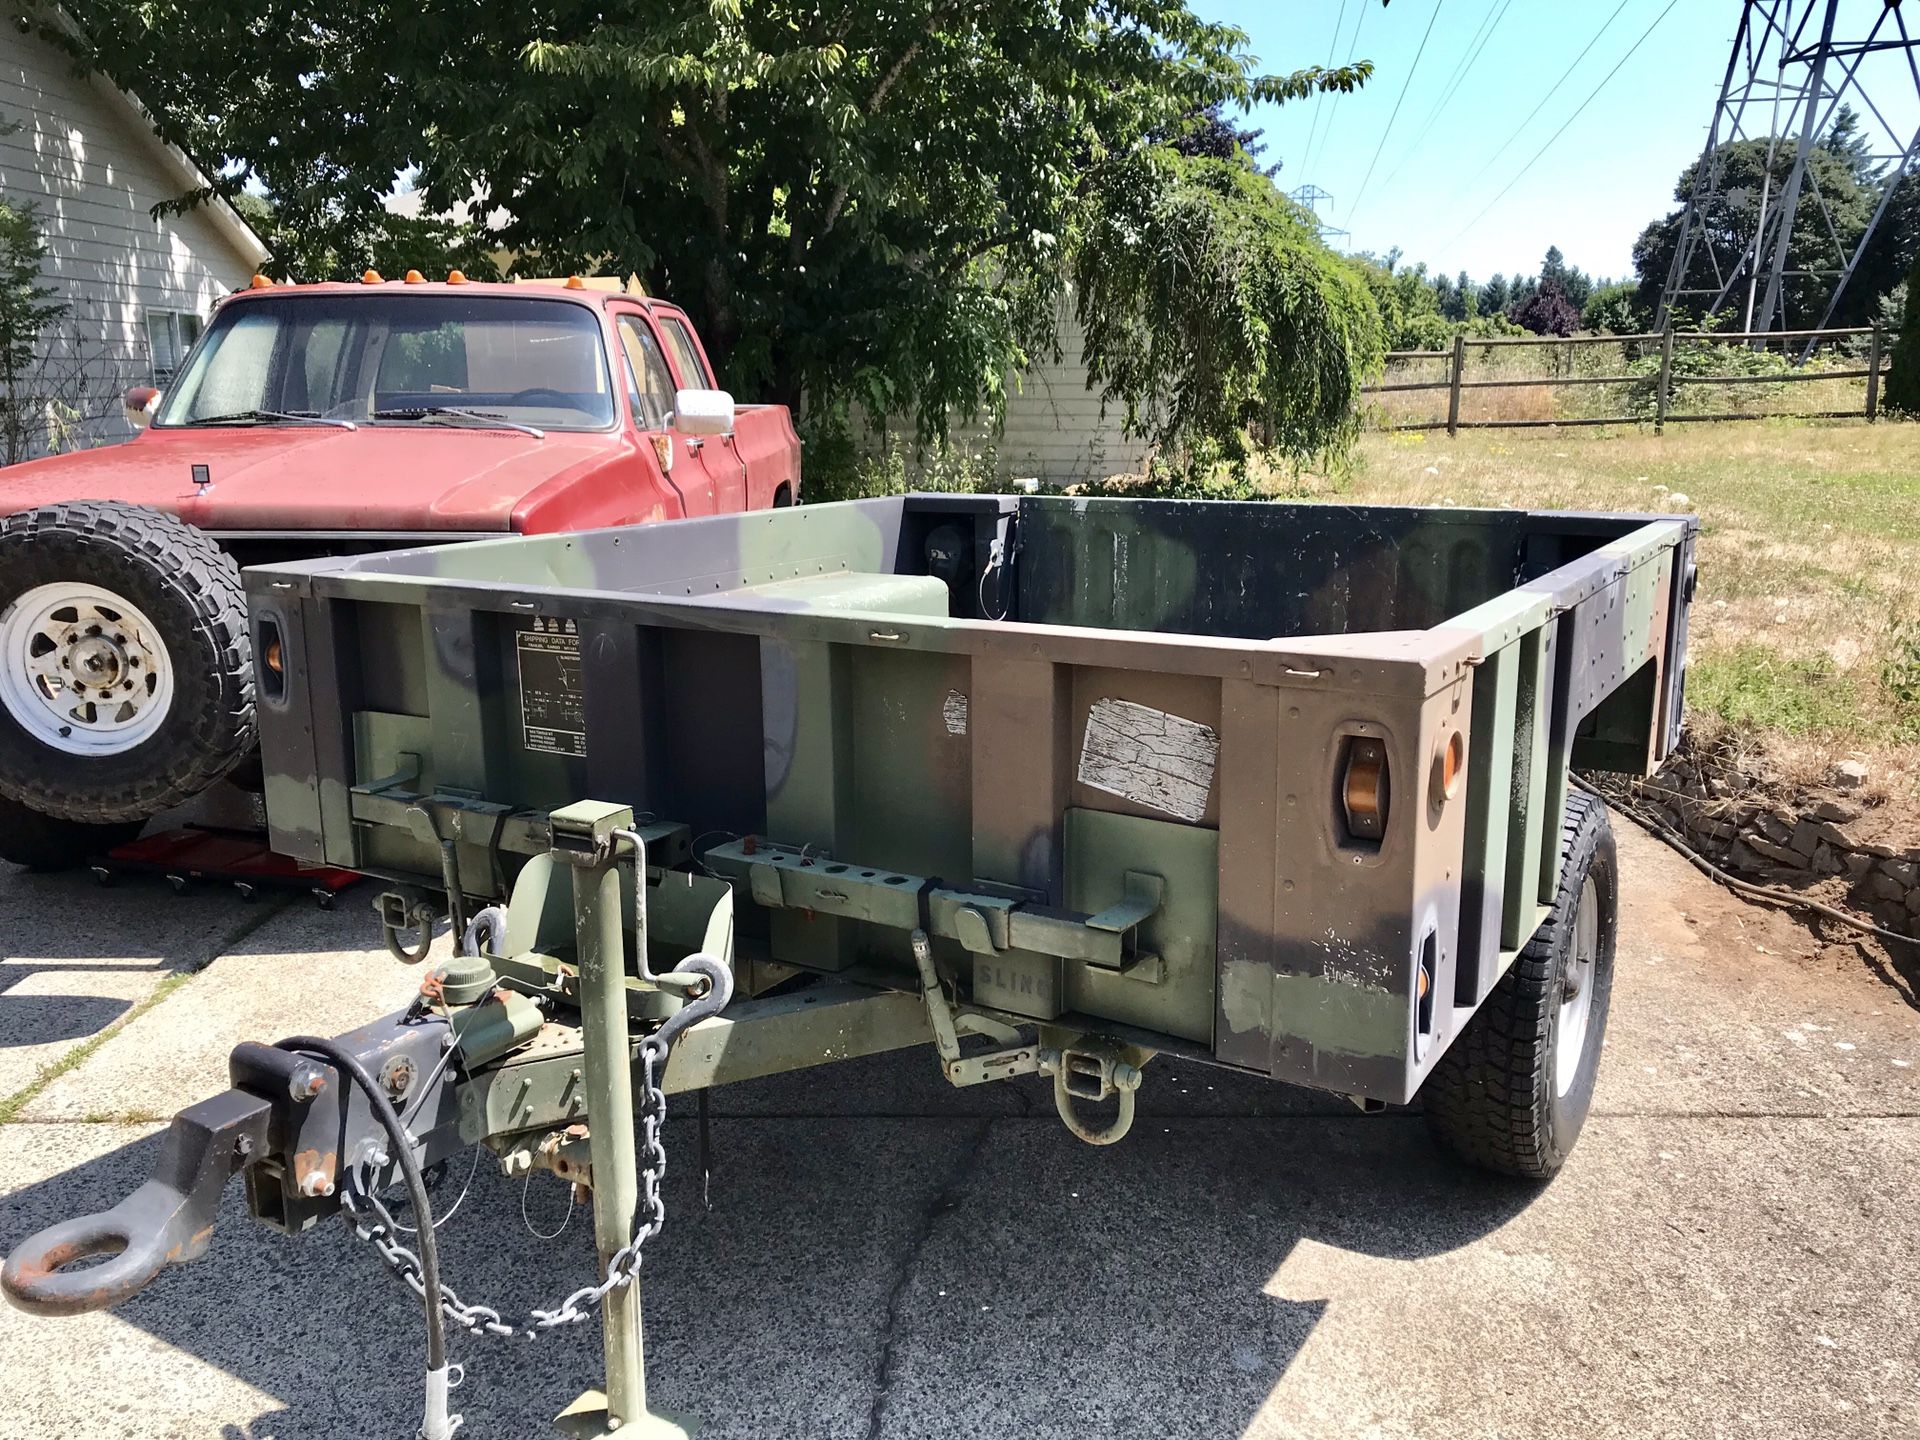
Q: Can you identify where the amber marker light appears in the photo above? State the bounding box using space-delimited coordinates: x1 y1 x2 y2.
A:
264 635 284 676
249 274 273 288
404 269 425 284
1432 729 1466 806
362 269 383 284
1341 736 1389 842
565 275 586 288
447 270 468 284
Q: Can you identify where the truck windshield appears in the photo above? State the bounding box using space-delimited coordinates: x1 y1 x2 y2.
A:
155 294 616 431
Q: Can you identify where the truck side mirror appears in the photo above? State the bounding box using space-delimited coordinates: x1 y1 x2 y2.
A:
124 386 160 429
674 388 734 436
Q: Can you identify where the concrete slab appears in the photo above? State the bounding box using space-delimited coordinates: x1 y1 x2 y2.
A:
0 865 268 1100
21 890 423 1120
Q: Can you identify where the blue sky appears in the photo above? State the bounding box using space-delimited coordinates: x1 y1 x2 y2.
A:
1210 0 1919 288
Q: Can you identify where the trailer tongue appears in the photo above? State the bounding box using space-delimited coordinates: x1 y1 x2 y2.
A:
3 493 1696 1437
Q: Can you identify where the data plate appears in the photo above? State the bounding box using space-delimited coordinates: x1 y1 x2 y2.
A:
516 619 586 756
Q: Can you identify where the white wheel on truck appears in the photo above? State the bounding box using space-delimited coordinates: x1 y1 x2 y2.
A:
1422 788 1618 1179
0 579 177 755
0 502 254 837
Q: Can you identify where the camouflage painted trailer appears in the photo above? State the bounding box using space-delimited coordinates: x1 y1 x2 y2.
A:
254 493 1692 1107
5 494 1696 1438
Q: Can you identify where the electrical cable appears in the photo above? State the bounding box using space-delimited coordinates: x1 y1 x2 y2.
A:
1298 0 1350 183
1569 775 1920 950
1348 0 1448 224
1381 0 1514 188
275 1035 448 1372
1303 0 1374 183
1456 0 1635 195
1437 0 1682 258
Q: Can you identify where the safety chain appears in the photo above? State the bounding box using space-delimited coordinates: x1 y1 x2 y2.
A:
339 1033 671 1340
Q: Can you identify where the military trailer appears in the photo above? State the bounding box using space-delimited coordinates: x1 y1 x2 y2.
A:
5 494 1696 1438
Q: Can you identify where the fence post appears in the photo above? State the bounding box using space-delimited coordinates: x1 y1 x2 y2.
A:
1654 324 1675 434
1866 324 1883 422
1446 332 1465 437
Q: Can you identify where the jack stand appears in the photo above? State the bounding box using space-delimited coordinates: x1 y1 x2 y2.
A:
549 801 697 1440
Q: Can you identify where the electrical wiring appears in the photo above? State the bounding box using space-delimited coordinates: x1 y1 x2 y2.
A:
1349 0 1448 224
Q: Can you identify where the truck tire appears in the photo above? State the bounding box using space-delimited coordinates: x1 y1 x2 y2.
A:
0 502 254 825
0 797 143 870
1423 789 1617 1179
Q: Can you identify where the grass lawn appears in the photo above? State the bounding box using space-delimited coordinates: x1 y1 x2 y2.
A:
1326 419 1920 796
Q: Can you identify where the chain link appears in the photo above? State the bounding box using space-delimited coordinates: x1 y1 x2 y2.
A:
340 1034 671 1340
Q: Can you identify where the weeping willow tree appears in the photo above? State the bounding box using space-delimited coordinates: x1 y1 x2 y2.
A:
1074 146 1385 471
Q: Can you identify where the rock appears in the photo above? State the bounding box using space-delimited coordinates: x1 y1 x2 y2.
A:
1907 888 1920 917
1688 815 1737 843
1789 819 1822 858
1728 839 1768 873
1668 492 1691 509
1744 833 1809 869
1841 851 1876 880
1813 798 1862 824
1865 872 1907 905
1812 843 1840 875
1830 759 1869 789
1880 858 1917 888
1756 813 1795 845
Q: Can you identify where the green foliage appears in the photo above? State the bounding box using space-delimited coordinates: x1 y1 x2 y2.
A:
1887 246 1920 416
0 181 67 466
1883 614 1920 735
1686 645 1863 737
805 442 1001 504
1622 340 1796 418
52 0 1374 466
1478 273 1510 315
1074 147 1384 466
1581 280 1643 335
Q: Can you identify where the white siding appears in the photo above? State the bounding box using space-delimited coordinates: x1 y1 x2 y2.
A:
0 26 262 453
864 304 1152 486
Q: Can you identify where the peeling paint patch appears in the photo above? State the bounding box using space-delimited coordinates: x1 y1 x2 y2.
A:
1077 697 1218 822
942 690 969 736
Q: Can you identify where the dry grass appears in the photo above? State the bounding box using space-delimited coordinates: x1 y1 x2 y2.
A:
1303 419 1920 797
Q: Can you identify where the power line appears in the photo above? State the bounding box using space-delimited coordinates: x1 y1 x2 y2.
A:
1382 0 1515 189
1297 0 1350 184
1437 0 1684 258
1458 0 1636 194
1302 0 1372 181
1348 0 1448 223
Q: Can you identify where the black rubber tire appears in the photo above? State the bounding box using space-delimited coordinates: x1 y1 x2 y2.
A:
1423 789 1618 1179
0 502 254 824
0 796 144 870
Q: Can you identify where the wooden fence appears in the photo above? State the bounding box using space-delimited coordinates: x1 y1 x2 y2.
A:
1362 325 1892 435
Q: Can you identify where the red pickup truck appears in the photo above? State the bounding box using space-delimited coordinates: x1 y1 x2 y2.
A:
0 274 801 868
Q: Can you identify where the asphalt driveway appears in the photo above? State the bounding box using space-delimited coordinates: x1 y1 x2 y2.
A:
2 821 1916 1439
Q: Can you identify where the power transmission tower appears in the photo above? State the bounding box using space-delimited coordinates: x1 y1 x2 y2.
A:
1288 184 1350 246
1655 0 1920 340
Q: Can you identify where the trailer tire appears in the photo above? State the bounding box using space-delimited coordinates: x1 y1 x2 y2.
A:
1423 789 1617 1180
0 796 144 871
0 502 254 825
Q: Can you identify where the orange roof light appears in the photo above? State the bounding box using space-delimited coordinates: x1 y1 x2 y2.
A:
362 269 383 284
564 275 585 289
249 273 273 289
404 269 425 284
446 270 468 285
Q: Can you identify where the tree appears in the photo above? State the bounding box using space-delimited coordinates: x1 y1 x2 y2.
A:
1632 133 1878 327
1479 272 1510 315
1171 100 1275 176
1886 244 1920 416
1511 279 1579 337
50 1 1374 463
0 190 67 465
1581 280 1643 335
1455 270 1477 320
1076 146 1383 461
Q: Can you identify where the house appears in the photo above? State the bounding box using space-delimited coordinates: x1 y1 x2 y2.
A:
0 14 268 455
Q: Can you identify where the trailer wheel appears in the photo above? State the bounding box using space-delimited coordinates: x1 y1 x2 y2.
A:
1423 789 1617 1179
0 796 144 871
0 502 254 825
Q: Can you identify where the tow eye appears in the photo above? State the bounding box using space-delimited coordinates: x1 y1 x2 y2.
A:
2 1089 270 1316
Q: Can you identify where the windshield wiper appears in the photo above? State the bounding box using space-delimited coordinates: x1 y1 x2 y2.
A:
372 405 545 439
189 409 357 430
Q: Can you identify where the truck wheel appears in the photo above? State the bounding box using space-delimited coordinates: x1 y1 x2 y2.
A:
0 797 143 870
0 502 254 825
1423 789 1617 1179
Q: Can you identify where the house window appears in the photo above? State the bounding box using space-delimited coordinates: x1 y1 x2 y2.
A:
146 310 204 386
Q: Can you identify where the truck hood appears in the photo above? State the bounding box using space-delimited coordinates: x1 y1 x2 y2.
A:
0 426 625 533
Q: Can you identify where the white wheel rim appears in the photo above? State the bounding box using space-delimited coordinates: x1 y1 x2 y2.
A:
1555 876 1599 1098
0 581 175 756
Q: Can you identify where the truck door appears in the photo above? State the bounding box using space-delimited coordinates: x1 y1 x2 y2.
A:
653 306 748 514
613 311 715 517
